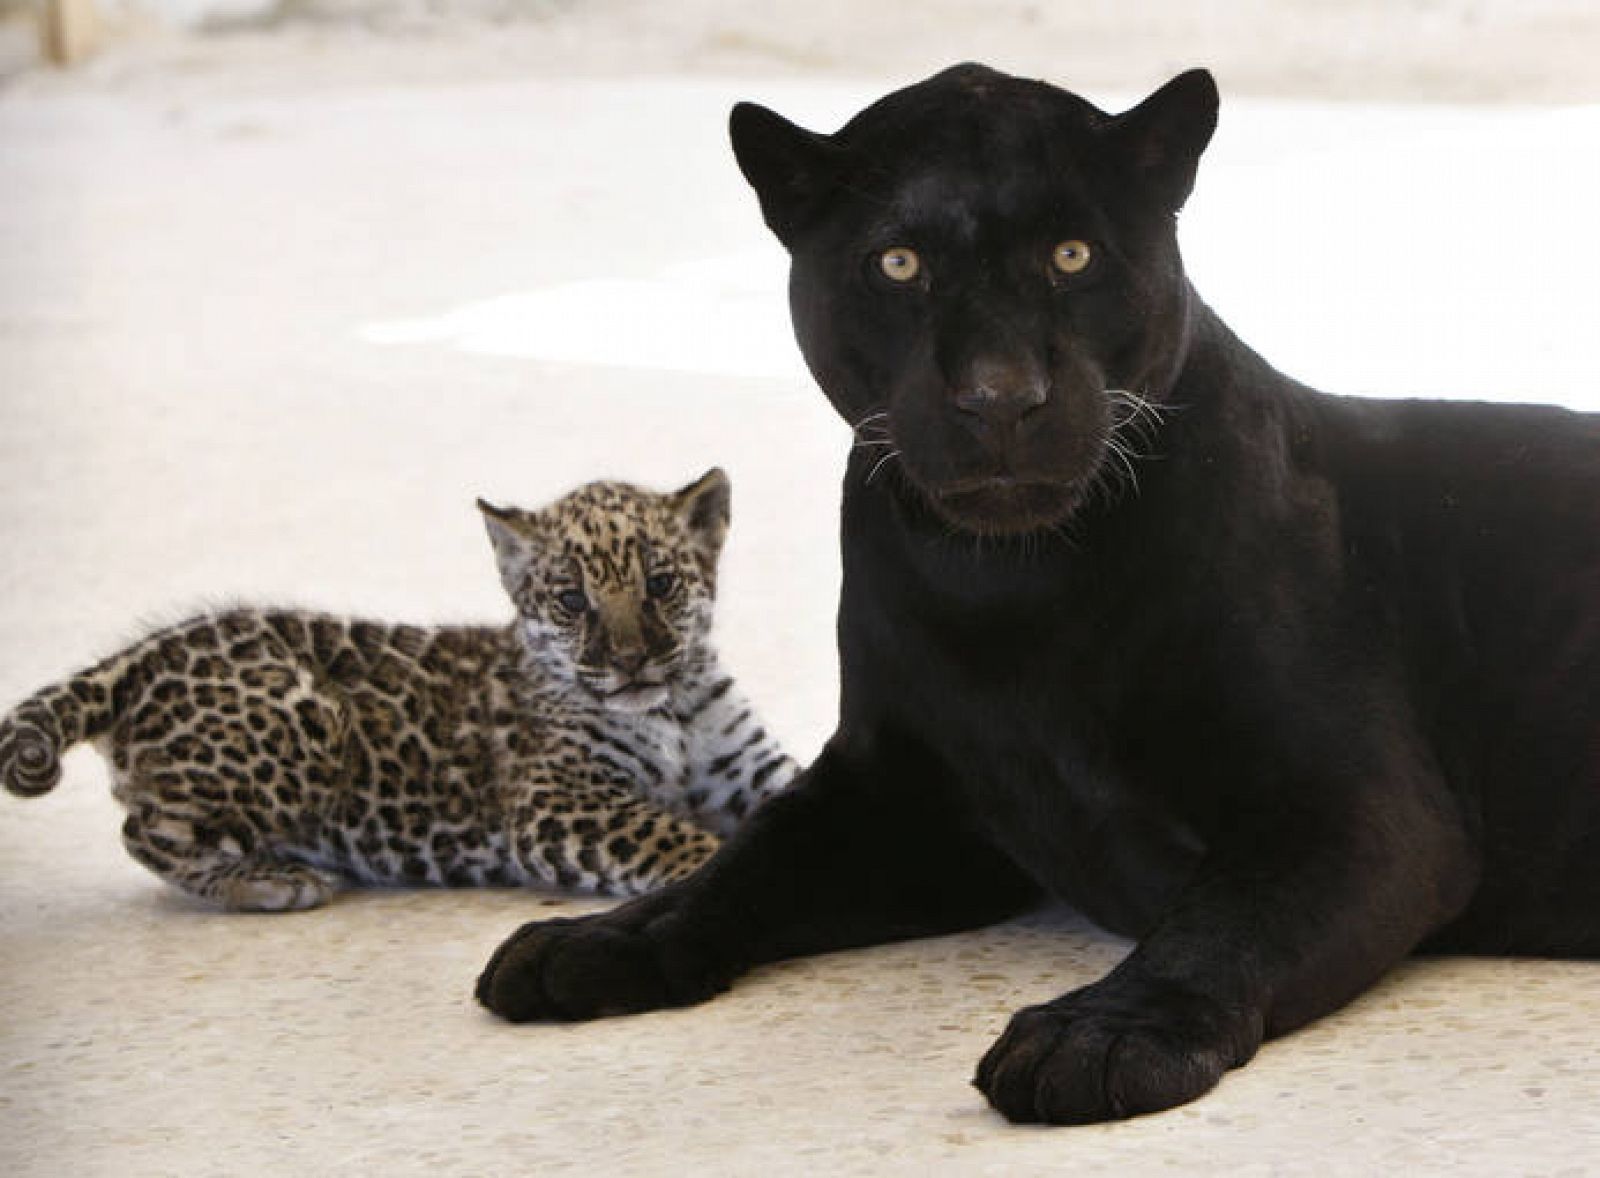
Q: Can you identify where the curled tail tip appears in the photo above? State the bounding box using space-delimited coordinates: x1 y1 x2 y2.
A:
0 719 63 798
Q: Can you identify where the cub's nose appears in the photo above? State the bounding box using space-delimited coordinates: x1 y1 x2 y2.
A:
611 649 648 676
952 357 1048 433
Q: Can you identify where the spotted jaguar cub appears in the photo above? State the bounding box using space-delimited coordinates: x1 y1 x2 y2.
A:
0 469 797 911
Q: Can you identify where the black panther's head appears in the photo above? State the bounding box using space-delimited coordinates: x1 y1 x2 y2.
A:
730 64 1218 535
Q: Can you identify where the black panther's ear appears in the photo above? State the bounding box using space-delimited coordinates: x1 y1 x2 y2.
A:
1103 69 1219 213
729 102 839 247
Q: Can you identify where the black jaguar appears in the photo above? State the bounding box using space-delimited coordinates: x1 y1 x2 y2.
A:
477 65 1600 1125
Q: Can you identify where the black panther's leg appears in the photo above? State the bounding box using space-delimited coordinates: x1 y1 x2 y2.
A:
974 765 1480 1124
475 741 1041 1022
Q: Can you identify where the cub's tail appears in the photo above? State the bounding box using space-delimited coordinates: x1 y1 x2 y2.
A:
1 663 127 798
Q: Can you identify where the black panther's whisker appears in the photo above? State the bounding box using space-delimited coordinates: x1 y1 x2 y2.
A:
851 412 892 444
1108 389 1170 453
851 411 895 453
1104 435 1143 495
1109 387 1166 428
1096 387 1171 505
865 449 903 485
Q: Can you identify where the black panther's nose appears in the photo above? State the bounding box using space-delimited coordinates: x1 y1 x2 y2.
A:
952 358 1049 433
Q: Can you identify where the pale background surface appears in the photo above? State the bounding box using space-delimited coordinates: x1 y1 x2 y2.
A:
2 4 1598 1175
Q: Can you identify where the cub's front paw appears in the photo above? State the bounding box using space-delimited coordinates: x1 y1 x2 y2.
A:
973 978 1261 1124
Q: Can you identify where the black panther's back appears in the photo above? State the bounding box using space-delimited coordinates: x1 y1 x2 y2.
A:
1315 392 1600 952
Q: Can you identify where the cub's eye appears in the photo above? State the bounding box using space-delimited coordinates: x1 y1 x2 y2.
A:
1051 240 1093 276
645 571 678 599
554 589 589 615
878 246 923 284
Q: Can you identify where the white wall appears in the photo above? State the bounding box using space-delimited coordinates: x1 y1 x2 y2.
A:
98 0 282 29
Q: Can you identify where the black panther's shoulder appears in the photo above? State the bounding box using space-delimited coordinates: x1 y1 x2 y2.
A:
1313 392 1600 480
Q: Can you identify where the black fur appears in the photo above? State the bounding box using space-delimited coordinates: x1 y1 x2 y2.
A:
478 65 1600 1124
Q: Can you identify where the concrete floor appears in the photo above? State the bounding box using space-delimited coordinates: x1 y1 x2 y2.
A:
2 38 1599 1178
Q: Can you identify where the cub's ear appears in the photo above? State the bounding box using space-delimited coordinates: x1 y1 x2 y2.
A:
477 498 535 595
729 102 839 247
672 467 732 562
1103 68 1219 213
477 498 521 548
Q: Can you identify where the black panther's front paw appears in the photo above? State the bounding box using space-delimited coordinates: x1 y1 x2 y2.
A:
475 913 729 1023
475 916 666 1022
974 977 1262 1124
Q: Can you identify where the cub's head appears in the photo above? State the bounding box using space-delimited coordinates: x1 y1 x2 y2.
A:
479 469 731 713
730 64 1217 535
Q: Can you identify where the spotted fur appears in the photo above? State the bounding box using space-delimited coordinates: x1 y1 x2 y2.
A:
0 470 797 911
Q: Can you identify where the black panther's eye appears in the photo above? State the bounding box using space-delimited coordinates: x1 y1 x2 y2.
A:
879 246 923 284
554 588 589 615
1052 240 1094 276
645 571 677 599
